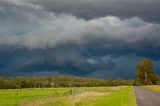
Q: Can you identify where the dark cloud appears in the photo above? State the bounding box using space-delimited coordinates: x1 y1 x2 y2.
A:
18 0 160 22
0 0 160 79
0 48 116 77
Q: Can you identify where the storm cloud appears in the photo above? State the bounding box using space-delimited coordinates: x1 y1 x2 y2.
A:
12 0 160 22
1 1 160 49
0 0 160 79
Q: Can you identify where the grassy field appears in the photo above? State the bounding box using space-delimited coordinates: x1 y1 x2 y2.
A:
143 85 160 93
0 86 137 106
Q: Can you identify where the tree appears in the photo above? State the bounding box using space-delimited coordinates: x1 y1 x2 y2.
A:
136 58 159 85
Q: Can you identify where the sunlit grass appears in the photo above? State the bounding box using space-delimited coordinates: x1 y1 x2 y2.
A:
74 87 137 106
0 86 137 106
24 86 137 106
0 88 70 106
143 85 160 93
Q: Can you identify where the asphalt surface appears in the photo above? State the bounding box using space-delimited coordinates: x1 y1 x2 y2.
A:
135 87 160 106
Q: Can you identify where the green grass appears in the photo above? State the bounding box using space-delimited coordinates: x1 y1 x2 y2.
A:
143 85 160 93
71 87 137 106
0 88 70 106
88 87 136 106
0 87 137 106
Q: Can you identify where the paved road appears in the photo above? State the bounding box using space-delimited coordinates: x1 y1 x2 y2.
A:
135 87 160 106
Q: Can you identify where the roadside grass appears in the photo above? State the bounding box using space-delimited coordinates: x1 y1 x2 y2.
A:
23 86 137 106
73 87 137 106
88 87 137 106
143 85 160 93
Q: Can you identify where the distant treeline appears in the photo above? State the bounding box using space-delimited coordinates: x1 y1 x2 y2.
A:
0 76 135 89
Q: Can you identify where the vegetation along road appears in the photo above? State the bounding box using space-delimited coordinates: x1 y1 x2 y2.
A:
135 86 160 106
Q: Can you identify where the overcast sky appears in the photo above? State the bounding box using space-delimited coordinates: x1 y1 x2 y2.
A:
0 0 160 79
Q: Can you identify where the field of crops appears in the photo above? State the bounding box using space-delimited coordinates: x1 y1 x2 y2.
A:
0 86 137 106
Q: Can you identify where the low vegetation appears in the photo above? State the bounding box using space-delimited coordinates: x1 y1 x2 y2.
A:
0 86 137 106
0 76 134 89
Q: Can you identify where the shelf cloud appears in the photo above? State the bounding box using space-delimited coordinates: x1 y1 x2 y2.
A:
0 1 160 50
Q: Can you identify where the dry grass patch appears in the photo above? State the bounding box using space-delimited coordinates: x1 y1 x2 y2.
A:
72 91 110 103
21 98 53 106
151 85 160 89
23 92 110 106
74 91 109 98
111 86 127 90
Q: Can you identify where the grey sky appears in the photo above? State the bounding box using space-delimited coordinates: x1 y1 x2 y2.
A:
0 0 160 79
15 0 160 22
